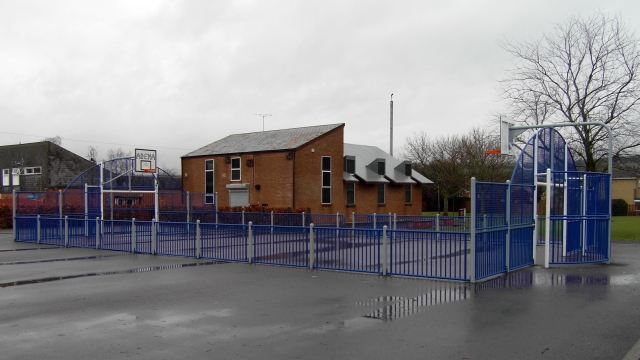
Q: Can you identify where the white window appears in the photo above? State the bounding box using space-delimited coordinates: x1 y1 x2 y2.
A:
231 157 241 181
205 160 214 204
2 169 8 186
23 167 41 175
321 156 331 204
11 168 20 186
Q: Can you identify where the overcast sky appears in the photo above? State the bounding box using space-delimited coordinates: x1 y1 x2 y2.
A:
1 0 639 171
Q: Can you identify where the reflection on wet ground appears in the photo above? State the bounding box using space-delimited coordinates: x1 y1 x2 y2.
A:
0 254 128 266
362 269 613 321
0 260 226 288
0 247 59 252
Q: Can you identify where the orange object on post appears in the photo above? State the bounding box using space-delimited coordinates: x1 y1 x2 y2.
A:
485 149 501 155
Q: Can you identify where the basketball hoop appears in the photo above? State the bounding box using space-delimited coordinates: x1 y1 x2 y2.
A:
485 149 501 155
143 168 156 173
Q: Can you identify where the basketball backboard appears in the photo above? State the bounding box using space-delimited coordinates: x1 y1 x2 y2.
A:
135 149 156 173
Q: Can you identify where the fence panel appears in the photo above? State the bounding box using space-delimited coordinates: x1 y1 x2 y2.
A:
389 230 468 280
101 220 132 252
134 221 153 254
200 223 248 261
314 227 381 273
14 216 37 242
156 222 196 257
39 217 64 245
475 182 508 280
67 218 98 248
252 225 309 267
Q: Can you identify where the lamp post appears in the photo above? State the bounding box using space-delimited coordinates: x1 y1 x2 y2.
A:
254 114 272 131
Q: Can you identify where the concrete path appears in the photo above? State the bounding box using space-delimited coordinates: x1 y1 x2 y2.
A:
1 229 640 360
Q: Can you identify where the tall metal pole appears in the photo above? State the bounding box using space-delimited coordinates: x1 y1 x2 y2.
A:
390 94 393 156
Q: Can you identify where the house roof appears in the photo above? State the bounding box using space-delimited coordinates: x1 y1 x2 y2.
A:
183 123 344 157
343 143 432 185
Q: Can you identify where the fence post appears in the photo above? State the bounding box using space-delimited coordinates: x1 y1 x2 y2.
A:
95 217 100 249
373 213 376 230
505 180 511 272
196 220 201 259
186 191 191 223
242 211 245 225
64 216 69 247
302 212 305 226
393 213 397 231
37 215 41 244
352 212 355 229
59 190 63 240
309 223 315 269
469 177 476 283
271 211 274 234
545 169 551 269
247 221 253 263
12 189 16 241
436 214 440 232
131 218 136 253
151 218 157 255
336 212 340 237
382 225 388 275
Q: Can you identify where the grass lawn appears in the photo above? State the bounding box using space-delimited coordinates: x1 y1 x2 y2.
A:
612 216 640 240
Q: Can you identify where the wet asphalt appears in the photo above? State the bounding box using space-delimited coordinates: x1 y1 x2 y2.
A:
1 229 640 360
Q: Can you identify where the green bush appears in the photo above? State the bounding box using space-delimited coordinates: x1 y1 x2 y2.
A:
612 198 628 216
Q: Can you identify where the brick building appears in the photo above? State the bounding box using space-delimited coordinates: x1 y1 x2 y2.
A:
181 124 431 215
0 141 94 196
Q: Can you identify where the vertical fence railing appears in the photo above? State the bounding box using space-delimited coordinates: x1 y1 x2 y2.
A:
313 226 381 273
252 224 309 267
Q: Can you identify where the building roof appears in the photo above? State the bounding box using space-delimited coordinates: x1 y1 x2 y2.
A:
343 143 432 185
183 123 344 157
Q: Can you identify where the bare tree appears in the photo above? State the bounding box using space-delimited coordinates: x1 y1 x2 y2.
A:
498 12 640 171
403 128 512 214
86 145 99 163
44 135 62 146
104 147 131 161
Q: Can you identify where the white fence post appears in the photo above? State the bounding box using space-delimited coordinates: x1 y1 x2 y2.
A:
309 223 315 269
131 218 136 253
302 212 305 226
37 215 41 244
186 191 191 223
382 225 388 275
336 212 340 237
270 211 274 234
393 213 397 231
248 221 253 263
196 220 201 258
373 213 376 230
242 211 245 225
152 219 157 255
545 169 551 269
95 217 100 249
64 216 69 247
352 212 355 229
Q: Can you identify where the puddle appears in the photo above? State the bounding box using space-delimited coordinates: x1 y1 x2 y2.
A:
361 286 470 321
0 247 60 252
0 260 226 288
0 254 128 266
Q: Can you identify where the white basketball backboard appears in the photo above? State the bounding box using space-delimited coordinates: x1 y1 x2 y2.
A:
135 149 157 173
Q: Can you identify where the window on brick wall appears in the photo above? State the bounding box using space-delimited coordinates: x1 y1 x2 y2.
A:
2 169 8 186
205 160 214 204
11 168 20 186
322 156 331 204
377 183 385 204
344 156 355 173
231 157 241 181
405 184 412 204
346 182 355 205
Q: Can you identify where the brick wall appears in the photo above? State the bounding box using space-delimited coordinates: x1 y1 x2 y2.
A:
342 182 422 216
293 126 345 213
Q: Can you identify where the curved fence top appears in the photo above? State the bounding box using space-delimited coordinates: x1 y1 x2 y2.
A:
511 128 578 185
64 157 184 192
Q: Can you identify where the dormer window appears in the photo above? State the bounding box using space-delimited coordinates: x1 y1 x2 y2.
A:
344 156 355 173
377 160 385 175
405 163 412 176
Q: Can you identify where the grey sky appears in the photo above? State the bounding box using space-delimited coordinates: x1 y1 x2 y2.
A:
1 0 638 171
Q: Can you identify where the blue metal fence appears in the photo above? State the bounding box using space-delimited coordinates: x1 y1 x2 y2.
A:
314 227 380 273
